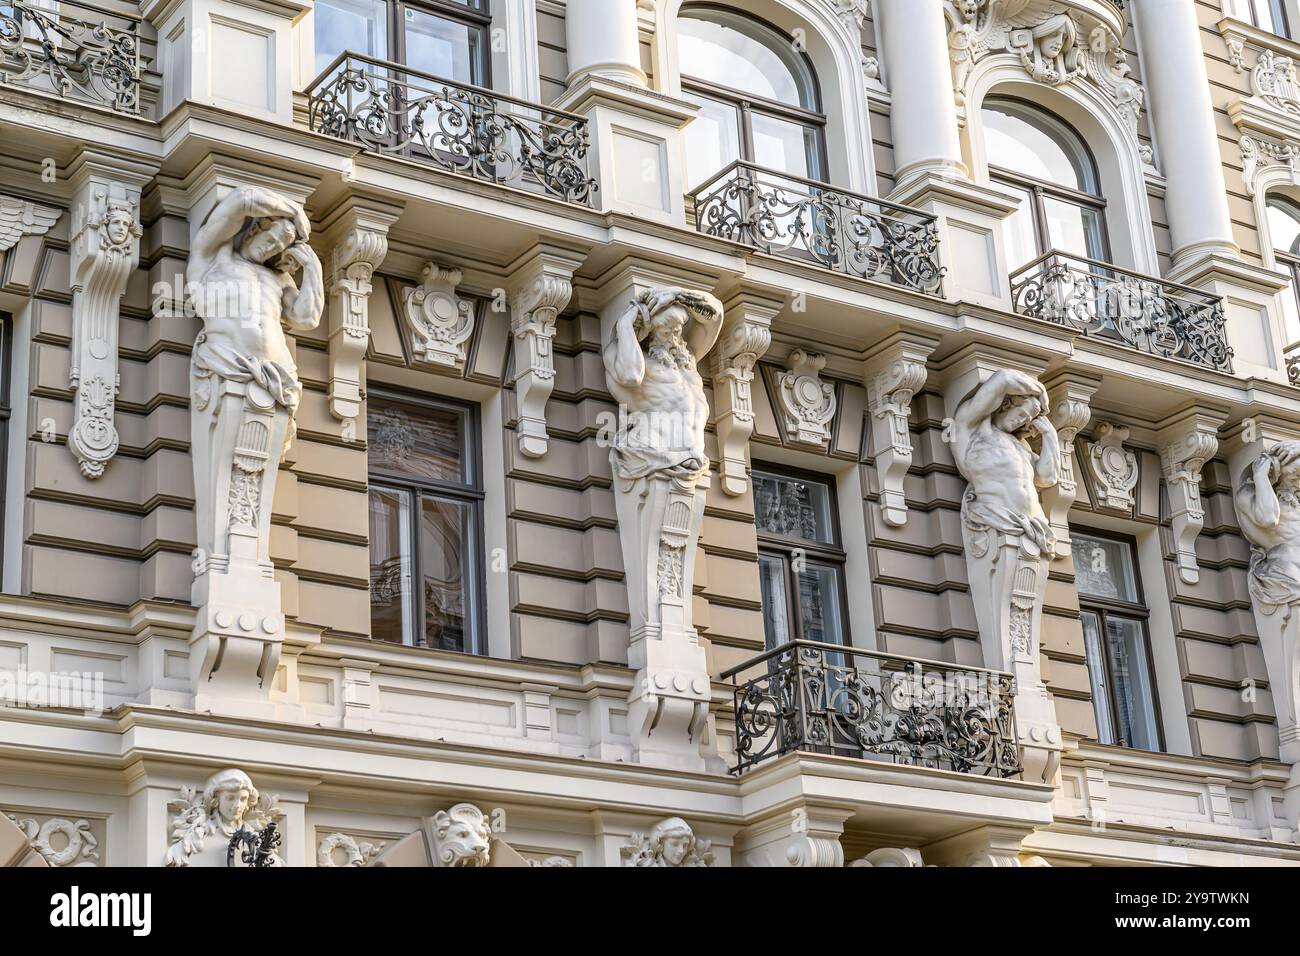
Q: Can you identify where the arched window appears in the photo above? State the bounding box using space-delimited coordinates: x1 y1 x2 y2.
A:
678 6 825 187
1268 195 1300 330
982 98 1109 268
1242 0 1292 38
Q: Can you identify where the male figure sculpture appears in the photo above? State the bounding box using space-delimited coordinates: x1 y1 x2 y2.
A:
951 369 1061 559
186 186 323 713
601 286 723 770
951 368 1063 783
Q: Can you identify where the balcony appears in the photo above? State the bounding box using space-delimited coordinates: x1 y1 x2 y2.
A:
722 641 1021 778
1010 250 1233 373
306 52 596 207
0 0 141 112
688 161 944 296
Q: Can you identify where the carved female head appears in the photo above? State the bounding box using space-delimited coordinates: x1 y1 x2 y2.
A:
648 817 696 866
202 768 258 829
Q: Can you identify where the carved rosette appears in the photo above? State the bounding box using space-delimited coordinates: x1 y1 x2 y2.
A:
946 1 1143 135
403 262 475 369
5 814 100 867
711 310 773 496
326 224 390 421
1086 421 1139 512
777 349 837 449
865 341 932 527
511 271 573 458
1158 419 1220 586
68 177 142 479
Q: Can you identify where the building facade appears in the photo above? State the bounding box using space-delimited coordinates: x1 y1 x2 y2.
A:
2 0 1300 868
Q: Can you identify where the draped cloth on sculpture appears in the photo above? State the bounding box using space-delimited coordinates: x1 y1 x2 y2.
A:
1247 547 1300 610
611 445 709 483
961 487 1057 559
191 332 302 412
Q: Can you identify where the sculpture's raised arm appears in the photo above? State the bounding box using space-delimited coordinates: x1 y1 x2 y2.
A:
192 186 310 266
1030 416 1062 489
1238 450 1285 532
680 290 724 360
278 243 324 332
603 296 647 389
954 369 1049 430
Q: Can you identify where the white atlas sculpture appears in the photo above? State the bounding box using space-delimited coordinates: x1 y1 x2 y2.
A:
951 369 1063 784
186 186 324 714
1234 440 1300 835
602 286 723 771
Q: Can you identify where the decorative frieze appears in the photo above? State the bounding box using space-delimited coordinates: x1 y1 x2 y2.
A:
67 168 143 479
1157 410 1223 586
777 348 837 449
165 769 284 867
402 262 475 369
1240 133 1299 197
317 832 387 867
621 817 713 867
1085 421 1139 512
947 1 1142 133
710 290 778 496
508 244 581 458
0 194 60 252
5 814 100 867
864 336 936 527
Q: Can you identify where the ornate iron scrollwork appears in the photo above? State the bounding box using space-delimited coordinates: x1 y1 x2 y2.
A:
0 0 140 112
306 53 596 206
1010 250 1233 372
724 641 1021 777
689 161 944 295
226 821 282 868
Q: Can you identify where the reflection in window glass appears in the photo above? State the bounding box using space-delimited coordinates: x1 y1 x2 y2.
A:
1072 533 1139 603
682 91 741 189
678 12 814 108
750 112 819 181
797 563 844 645
369 485 413 644
1104 614 1160 750
368 399 465 483
753 470 834 544
405 7 480 82
984 102 1094 191
314 0 388 74
1268 197 1300 255
420 495 471 652
759 554 793 649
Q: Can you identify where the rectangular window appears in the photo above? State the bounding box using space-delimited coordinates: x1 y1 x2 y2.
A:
1071 531 1162 752
1248 0 1291 38
366 391 484 653
314 0 490 83
753 467 847 650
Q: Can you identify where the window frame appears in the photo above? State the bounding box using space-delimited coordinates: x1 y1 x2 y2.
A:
679 4 828 182
1245 0 1292 37
316 0 492 83
1073 529 1165 753
1268 194 1300 317
983 97 1112 266
0 313 9 587
366 387 487 655
752 463 849 649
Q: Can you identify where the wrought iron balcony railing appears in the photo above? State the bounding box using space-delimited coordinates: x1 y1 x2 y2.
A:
721 641 1021 778
688 161 944 295
0 0 140 112
1285 340 1300 385
306 52 596 206
1009 250 1233 373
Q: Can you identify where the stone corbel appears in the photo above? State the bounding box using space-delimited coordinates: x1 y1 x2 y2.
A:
732 806 854 868
1157 408 1226 586
863 333 938 527
1086 421 1139 513
507 243 583 458
710 288 780 496
67 157 148 478
1042 374 1097 559
403 262 475 369
777 348 836 449
319 198 402 422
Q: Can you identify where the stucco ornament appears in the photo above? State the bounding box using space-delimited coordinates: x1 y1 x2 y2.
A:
951 368 1063 784
1085 421 1138 512
403 262 474 369
621 817 713 867
187 185 324 715
164 769 284 867
778 349 837 449
603 286 724 771
6 815 99 867
430 803 492 867
0 194 60 251
946 1 1142 132
317 832 386 867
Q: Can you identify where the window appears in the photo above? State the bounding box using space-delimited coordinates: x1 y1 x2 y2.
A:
314 0 490 82
1244 0 1291 37
1268 195 1300 318
1071 531 1162 752
983 98 1109 269
753 467 847 650
678 6 826 187
367 392 484 653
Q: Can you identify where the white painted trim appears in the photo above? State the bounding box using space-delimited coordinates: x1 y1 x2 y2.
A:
1247 167 1300 346
480 391 511 660
835 457 876 653
2 300 31 595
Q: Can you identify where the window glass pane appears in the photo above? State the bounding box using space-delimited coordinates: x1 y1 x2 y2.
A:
798 562 845 645
368 398 466 484
1268 198 1300 255
369 486 414 644
1080 610 1116 746
983 100 1097 193
1105 615 1160 750
753 471 835 544
682 91 741 189
419 495 473 652
404 8 481 83
750 112 820 180
758 554 792 649
1042 195 1105 260
678 12 817 109
1072 533 1140 603
314 0 388 74
1002 181 1040 268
